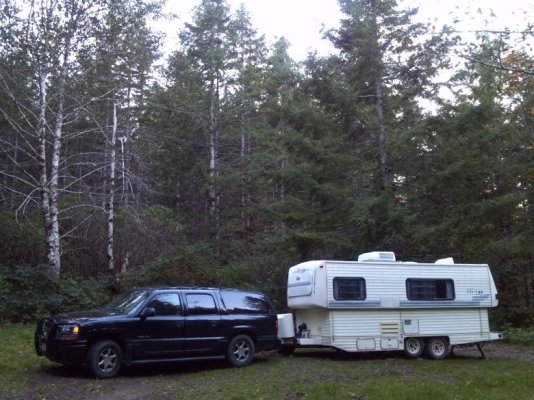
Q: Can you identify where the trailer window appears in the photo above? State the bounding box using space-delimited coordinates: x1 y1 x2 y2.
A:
333 278 366 300
406 279 455 301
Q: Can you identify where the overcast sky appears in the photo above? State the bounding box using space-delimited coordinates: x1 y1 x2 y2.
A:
158 0 533 61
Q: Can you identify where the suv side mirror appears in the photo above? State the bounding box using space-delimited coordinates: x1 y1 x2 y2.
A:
140 307 156 319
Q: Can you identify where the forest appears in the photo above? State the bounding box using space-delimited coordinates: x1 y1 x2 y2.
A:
0 0 532 327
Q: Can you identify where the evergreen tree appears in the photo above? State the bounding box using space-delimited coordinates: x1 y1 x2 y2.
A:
324 0 454 253
179 0 235 233
402 36 534 323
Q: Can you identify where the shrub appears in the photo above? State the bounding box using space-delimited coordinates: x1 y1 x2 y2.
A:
57 274 110 313
502 327 534 345
0 264 110 322
0 264 61 322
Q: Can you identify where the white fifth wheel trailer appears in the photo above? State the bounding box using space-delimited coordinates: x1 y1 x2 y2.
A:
277 251 503 359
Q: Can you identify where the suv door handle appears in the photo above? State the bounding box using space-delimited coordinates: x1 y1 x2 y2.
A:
210 321 219 327
176 321 185 327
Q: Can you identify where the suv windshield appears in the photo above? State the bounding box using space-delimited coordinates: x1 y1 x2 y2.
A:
104 290 150 315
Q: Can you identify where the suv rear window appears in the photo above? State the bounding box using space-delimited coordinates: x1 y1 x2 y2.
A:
220 291 273 315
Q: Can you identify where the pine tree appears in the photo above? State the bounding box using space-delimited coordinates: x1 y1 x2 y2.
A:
324 0 454 253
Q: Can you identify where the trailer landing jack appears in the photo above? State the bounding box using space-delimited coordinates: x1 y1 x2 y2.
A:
451 342 487 359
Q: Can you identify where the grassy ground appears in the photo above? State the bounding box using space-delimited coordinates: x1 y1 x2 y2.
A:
0 325 533 400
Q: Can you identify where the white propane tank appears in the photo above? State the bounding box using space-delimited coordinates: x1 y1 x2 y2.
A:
277 313 295 338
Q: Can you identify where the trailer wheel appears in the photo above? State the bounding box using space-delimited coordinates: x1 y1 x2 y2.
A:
425 337 451 360
404 337 424 358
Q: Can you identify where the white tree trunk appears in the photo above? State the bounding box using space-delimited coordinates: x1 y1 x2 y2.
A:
107 102 117 272
48 66 68 280
32 47 66 281
37 71 50 236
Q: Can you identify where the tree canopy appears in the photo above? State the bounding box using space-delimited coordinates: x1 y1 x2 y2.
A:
0 0 533 326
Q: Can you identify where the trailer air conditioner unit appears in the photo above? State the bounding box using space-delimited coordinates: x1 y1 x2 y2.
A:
357 251 396 262
435 257 455 265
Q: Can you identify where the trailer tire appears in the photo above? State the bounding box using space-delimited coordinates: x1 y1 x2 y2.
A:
404 337 424 358
425 337 451 360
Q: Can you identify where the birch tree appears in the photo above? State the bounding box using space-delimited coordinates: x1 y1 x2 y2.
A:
0 0 104 280
81 0 161 273
0 0 160 279
107 102 117 271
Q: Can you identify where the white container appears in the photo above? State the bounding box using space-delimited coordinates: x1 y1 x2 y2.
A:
277 313 295 338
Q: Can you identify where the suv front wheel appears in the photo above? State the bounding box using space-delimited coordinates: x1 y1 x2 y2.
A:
86 340 123 378
227 334 255 367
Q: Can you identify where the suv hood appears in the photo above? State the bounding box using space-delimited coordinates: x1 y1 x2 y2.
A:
50 308 123 323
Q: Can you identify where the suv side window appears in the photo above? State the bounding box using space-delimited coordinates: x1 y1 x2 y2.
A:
220 291 272 314
146 293 181 316
186 293 218 315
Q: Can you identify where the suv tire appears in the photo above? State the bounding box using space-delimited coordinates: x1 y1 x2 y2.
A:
227 334 255 367
86 340 123 378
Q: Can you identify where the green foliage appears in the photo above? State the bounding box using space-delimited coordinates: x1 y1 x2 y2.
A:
0 0 532 330
125 249 214 289
57 274 111 313
0 264 109 322
502 328 534 345
0 211 43 266
0 264 62 322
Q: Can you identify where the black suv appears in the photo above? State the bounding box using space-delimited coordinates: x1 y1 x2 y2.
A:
35 287 280 378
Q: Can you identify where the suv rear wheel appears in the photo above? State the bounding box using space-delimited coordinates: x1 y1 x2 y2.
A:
86 340 123 378
227 334 255 367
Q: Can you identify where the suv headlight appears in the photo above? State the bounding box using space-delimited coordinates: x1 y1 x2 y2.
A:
56 324 80 340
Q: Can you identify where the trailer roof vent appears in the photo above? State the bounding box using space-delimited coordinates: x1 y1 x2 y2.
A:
357 251 396 263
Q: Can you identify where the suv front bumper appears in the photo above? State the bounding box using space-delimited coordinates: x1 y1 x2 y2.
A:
35 334 87 365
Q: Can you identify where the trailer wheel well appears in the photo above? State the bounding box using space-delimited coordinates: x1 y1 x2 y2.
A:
423 336 450 345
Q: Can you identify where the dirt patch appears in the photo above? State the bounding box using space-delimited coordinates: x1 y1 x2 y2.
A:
452 342 534 361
